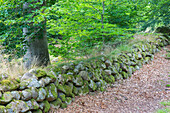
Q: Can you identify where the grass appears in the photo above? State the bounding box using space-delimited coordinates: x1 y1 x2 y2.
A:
0 55 41 79
156 101 170 113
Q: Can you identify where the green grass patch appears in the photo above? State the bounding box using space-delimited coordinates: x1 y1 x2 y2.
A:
166 84 170 87
157 108 170 113
160 101 170 106
156 101 170 113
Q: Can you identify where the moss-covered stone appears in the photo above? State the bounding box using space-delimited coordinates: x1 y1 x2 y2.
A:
62 74 73 83
50 98 62 109
36 88 47 102
103 75 113 83
127 67 133 77
6 100 29 113
57 84 74 97
0 105 6 112
46 83 58 102
61 103 67 109
0 92 13 104
65 97 72 105
145 57 150 64
32 109 43 113
92 70 101 82
114 63 120 71
73 86 78 95
109 75 115 83
115 73 123 80
73 75 84 86
26 99 39 110
79 71 90 81
122 71 128 79
21 89 32 101
81 85 89 95
19 80 30 90
135 65 140 70
35 69 47 78
89 80 97 91
58 92 66 102
68 82 74 90
0 79 19 91
77 87 83 96
120 63 128 72
42 100 50 113
108 66 118 75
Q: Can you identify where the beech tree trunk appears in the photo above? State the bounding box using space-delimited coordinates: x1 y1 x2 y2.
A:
23 1 50 69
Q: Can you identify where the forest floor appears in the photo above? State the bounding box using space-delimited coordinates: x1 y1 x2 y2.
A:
50 45 170 113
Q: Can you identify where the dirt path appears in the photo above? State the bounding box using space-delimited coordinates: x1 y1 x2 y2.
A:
50 46 170 113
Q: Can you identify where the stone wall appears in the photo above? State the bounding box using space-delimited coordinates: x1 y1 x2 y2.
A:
0 35 169 113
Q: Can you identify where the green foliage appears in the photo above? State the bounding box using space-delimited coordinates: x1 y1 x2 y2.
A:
0 0 169 61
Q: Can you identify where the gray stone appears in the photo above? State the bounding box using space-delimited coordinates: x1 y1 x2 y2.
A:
67 72 73 75
46 83 58 102
73 68 79 74
128 67 133 77
137 53 142 59
89 80 97 91
30 87 38 99
21 89 32 101
27 78 41 88
36 88 47 102
141 45 145 52
62 65 70 71
6 100 29 113
11 91 20 100
127 53 132 57
39 78 46 87
79 71 90 81
58 92 66 101
101 63 106 69
21 72 38 81
39 102 45 110
100 57 105 62
29 69 37 74
0 92 13 104
65 97 72 105
26 99 39 110
146 52 153 57
105 60 112 67
73 75 84 86
20 80 30 90
50 98 62 109
104 70 112 75
135 66 140 70
44 77 52 85
75 63 85 71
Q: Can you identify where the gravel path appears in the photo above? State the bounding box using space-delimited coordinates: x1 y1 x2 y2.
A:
50 46 170 113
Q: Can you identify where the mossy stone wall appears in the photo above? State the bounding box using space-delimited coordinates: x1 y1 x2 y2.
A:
0 35 169 113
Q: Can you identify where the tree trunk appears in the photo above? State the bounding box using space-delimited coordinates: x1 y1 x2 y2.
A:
23 1 50 69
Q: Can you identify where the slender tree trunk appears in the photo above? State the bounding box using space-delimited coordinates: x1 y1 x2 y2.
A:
101 0 105 46
23 1 50 69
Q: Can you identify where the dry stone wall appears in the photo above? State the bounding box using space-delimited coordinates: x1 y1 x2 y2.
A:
0 35 169 113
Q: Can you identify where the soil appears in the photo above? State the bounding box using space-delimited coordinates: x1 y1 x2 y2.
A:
49 46 170 113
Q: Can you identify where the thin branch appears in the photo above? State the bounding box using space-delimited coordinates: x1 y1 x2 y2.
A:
84 0 101 14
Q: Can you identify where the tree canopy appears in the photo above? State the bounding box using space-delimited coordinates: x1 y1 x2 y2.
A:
0 0 169 63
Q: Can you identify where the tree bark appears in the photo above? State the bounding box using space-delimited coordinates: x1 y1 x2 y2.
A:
23 1 50 69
